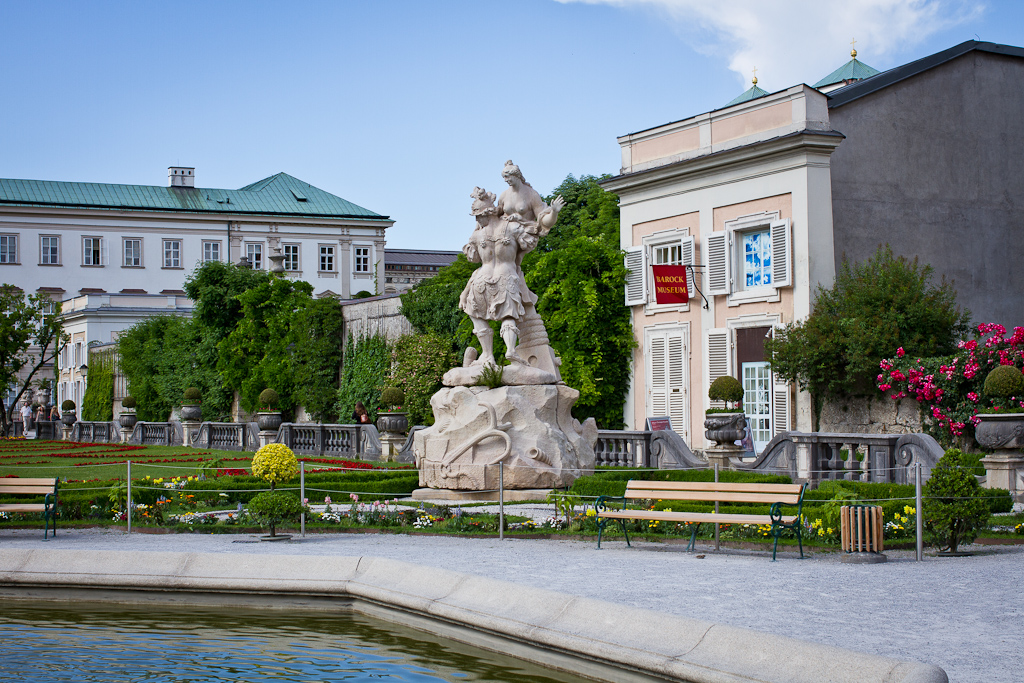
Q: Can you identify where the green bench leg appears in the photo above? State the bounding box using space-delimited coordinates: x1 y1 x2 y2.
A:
620 520 631 547
687 523 701 552
597 519 604 549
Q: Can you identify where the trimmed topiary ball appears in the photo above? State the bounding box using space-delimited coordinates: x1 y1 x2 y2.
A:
708 375 744 405
251 443 299 487
122 396 137 410
183 387 202 403
61 399 76 411
380 387 405 408
258 388 280 409
983 365 1024 398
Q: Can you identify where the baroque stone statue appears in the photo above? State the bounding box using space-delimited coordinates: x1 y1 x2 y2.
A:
413 162 597 495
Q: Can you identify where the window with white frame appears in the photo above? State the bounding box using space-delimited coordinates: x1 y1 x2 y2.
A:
623 228 695 308
0 235 16 264
246 243 263 270
40 299 56 316
163 240 181 268
354 246 370 273
203 241 221 262
123 238 142 267
283 244 300 271
320 245 335 272
704 213 791 301
82 237 106 266
40 236 60 265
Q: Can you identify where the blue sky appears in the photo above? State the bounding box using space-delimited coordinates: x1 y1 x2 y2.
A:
1 0 1020 251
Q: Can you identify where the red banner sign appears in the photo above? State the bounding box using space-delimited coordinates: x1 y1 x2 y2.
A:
651 265 689 304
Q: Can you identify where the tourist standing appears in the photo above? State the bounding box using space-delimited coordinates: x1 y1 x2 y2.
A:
20 402 33 432
352 402 371 424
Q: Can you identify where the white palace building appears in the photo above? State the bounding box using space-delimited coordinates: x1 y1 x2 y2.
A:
0 167 393 410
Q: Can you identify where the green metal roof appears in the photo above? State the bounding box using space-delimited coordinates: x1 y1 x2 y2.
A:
814 58 881 88
724 84 770 107
0 172 389 220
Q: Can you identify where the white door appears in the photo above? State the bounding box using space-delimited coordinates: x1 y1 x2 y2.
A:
646 327 688 439
742 361 771 451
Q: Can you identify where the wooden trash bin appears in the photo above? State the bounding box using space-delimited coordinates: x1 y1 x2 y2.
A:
840 505 887 563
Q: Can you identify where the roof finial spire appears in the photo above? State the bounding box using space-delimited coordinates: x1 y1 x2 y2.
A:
851 37 857 59
751 66 758 86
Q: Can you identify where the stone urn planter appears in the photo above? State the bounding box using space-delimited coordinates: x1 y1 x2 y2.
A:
256 411 283 432
704 412 747 447
376 411 409 435
976 413 1024 495
975 413 1024 451
180 404 203 422
60 411 77 426
118 412 138 430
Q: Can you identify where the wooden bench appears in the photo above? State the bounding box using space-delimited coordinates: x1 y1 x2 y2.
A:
0 477 59 539
596 480 807 560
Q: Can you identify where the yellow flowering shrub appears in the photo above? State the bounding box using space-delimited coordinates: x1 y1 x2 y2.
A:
251 443 298 486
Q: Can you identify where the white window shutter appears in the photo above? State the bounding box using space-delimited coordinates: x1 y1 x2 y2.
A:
772 380 791 434
681 235 696 301
100 238 109 266
667 328 687 438
648 332 668 418
624 246 647 307
770 219 791 288
705 232 730 296
706 328 731 408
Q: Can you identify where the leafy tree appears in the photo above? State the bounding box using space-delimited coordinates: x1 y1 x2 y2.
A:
80 348 115 421
0 287 68 435
119 315 230 421
218 277 315 414
184 260 270 342
766 245 970 416
290 297 346 422
923 448 990 552
336 333 391 422
388 333 459 426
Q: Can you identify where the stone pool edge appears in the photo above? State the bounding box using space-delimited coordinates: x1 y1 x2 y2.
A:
0 549 946 683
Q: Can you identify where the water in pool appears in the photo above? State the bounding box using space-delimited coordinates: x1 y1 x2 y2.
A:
0 602 596 682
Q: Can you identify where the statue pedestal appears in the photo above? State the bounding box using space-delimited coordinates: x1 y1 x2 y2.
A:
380 432 406 462
705 445 744 471
258 430 277 449
414 384 597 491
60 425 73 441
980 452 1024 498
120 427 132 444
181 421 200 447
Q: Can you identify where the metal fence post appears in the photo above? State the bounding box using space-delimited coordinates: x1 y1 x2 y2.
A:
300 461 306 537
126 460 132 535
916 462 924 561
714 462 720 551
499 462 504 541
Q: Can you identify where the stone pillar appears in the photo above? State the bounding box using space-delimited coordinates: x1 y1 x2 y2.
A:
797 442 812 481
181 421 200 448
373 239 386 295
380 432 405 462
258 430 276 449
120 427 132 444
61 425 73 441
339 239 352 298
705 445 743 471
980 453 1024 499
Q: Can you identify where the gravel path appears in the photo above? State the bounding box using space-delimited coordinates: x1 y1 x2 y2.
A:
4 527 1020 682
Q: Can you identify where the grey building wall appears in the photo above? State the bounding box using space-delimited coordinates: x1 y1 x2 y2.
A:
828 51 1024 327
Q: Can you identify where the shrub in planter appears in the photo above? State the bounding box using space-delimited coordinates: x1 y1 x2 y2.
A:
247 491 303 537
183 387 202 403
708 376 743 409
251 443 298 489
61 400 76 412
180 387 203 421
258 388 280 410
983 364 1024 400
923 448 991 553
122 396 137 410
380 387 405 411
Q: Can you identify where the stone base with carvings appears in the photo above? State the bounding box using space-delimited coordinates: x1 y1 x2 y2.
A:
413 384 597 491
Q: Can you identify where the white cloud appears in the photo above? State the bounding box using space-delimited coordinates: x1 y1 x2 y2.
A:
558 0 985 89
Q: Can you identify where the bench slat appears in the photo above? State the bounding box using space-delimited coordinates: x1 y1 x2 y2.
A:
626 481 803 494
0 486 58 494
624 490 801 505
598 510 796 525
0 504 47 513
0 478 57 486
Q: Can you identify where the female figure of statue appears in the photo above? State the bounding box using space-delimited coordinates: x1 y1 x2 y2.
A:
459 161 564 366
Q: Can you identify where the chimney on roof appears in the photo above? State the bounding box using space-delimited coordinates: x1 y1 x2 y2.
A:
168 166 195 188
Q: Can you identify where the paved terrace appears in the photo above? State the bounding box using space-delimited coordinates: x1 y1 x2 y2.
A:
3 528 1019 682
